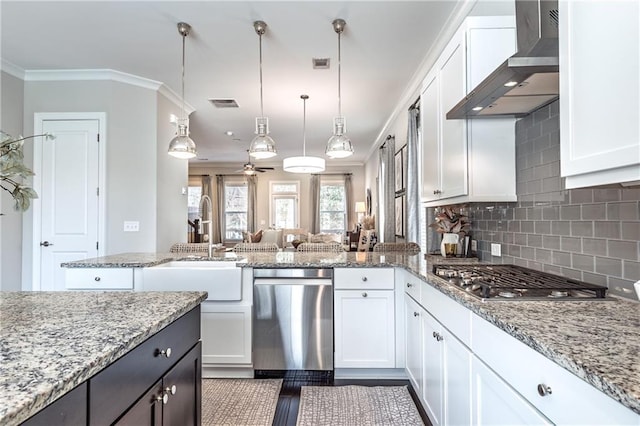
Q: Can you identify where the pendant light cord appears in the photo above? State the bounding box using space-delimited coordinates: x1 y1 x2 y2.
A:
302 96 307 156
181 32 186 122
259 32 264 118
337 30 342 118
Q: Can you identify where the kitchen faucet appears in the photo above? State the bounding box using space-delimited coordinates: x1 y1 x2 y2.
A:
198 195 214 257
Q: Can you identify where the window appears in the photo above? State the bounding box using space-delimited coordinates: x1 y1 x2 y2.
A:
270 182 299 228
320 181 346 234
224 181 248 241
187 186 202 225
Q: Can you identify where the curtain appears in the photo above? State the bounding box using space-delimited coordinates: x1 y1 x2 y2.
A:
344 174 353 231
214 175 224 243
310 174 321 233
246 175 257 233
378 135 396 242
406 106 420 244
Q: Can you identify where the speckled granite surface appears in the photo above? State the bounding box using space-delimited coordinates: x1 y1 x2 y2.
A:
0 291 207 426
61 251 640 414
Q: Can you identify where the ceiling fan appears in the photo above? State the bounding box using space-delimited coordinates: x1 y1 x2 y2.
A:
235 150 275 175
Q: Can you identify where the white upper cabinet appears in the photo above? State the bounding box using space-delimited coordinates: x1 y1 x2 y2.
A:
421 16 518 206
560 0 640 188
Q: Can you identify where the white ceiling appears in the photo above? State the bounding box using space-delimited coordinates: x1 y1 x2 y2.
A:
1 1 513 169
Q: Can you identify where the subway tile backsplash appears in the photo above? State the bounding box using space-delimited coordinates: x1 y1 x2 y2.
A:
430 100 640 300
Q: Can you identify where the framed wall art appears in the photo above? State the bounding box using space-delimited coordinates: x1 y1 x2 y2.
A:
394 148 403 194
395 195 404 238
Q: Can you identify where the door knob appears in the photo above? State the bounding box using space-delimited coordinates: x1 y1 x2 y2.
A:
40 241 54 247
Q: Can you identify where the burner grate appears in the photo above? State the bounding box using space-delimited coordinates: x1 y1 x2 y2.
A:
432 264 607 299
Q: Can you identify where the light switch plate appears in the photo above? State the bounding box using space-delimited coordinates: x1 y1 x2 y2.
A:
491 243 501 257
124 221 139 232
471 240 478 252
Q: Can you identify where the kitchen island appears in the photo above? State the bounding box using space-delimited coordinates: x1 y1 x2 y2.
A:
63 251 640 417
0 291 207 425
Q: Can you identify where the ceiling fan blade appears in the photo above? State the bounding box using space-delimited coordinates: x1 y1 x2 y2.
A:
256 167 274 171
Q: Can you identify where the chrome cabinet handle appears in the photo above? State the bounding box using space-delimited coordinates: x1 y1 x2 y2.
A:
362 292 368 298
156 394 169 405
158 347 172 358
94 276 101 282
165 385 177 395
361 276 368 282
413 312 419 317
537 384 552 397
406 283 413 288
433 190 442 195
40 241 54 247
433 331 437 338
436 333 443 342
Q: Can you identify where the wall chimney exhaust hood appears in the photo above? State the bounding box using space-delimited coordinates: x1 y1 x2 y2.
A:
447 0 559 119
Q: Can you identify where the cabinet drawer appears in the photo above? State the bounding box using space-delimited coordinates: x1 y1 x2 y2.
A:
89 306 200 426
472 314 638 424
420 282 471 347
334 268 394 290
65 268 133 290
402 271 421 302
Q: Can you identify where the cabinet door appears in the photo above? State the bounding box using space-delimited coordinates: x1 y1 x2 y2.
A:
422 312 444 426
420 70 440 202
443 328 472 426
438 33 467 200
201 302 251 365
472 356 552 425
405 295 423 396
162 342 202 426
334 290 395 368
115 380 163 426
560 0 640 187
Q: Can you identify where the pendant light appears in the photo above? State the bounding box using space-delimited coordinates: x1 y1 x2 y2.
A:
248 21 277 159
326 18 354 159
283 95 326 173
168 22 197 159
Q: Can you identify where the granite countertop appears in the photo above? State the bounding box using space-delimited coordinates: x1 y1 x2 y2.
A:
0 291 207 426
61 251 640 414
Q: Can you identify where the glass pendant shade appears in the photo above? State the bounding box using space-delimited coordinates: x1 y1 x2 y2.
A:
326 117 354 158
249 117 277 159
283 156 325 173
168 121 197 159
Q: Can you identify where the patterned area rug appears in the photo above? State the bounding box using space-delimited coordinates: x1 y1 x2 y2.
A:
202 378 282 426
296 385 424 426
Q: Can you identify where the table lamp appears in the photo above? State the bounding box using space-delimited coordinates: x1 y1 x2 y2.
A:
355 201 366 230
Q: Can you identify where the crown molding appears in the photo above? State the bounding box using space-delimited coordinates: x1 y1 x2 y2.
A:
0 59 26 80
0 64 195 115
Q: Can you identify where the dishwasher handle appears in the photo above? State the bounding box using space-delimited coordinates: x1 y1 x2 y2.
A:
254 278 333 286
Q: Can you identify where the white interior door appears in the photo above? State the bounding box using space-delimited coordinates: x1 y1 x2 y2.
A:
37 117 102 291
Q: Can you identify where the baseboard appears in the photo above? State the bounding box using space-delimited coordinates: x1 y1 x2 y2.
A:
202 366 254 378
334 368 407 380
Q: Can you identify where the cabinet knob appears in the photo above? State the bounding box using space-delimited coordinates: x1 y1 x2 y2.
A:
537 384 552 397
433 189 442 195
433 331 437 338
406 283 413 288
158 347 172 358
436 333 443 342
413 312 419 317
156 394 169 405
94 276 101 282
165 385 177 395
362 292 368 298
361 276 368 282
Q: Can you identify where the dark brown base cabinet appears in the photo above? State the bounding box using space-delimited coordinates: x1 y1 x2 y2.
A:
22 306 202 426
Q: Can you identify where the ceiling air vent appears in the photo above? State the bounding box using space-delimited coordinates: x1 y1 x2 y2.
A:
312 58 330 69
209 99 239 108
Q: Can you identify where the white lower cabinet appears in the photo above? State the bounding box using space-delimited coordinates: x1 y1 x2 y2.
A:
420 302 472 426
334 289 395 368
472 356 551 425
405 296 423 395
201 302 251 366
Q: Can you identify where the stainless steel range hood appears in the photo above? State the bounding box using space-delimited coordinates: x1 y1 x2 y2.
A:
447 0 559 119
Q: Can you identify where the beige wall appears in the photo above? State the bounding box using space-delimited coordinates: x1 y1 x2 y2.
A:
189 164 366 234
0 71 25 290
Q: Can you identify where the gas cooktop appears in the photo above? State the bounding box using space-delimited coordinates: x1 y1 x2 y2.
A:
432 264 609 301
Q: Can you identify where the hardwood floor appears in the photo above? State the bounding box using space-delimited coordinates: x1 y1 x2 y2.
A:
255 371 431 426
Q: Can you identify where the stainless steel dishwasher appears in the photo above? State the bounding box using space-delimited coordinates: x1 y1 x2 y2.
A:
253 268 333 371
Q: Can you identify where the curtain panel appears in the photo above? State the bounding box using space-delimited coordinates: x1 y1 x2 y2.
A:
246 175 257 233
344 174 353 231
214 175 224 243
406 107 420 245
310 174 321 233
378 136 396 243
